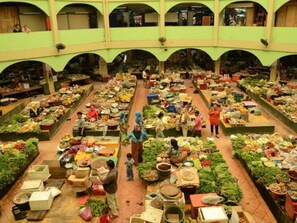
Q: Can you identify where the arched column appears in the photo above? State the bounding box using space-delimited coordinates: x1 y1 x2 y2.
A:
214 58 221 74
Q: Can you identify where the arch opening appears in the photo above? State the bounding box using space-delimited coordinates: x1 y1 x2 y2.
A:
166 3 214 26
110 50 158 74
57 4 103 30
0 2 48 33
220 2 267 27
165 48 214 71
109 4 158 27
275 1 297 27
219 50 268 76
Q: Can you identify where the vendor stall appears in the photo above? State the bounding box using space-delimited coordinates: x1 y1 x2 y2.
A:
134 137 249 223
0 85 93 141
73 74 136 137
0 138 39 199
192 79 275 135
238 78 297 132
231 133 297 223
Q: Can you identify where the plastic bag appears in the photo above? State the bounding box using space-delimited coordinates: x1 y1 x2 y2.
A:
79 206 93 221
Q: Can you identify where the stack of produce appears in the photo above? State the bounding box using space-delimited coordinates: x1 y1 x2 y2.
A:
231 133 296 186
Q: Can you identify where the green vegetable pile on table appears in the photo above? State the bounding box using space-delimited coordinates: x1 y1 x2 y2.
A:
137 139 167 179
86 199 108 217
231 134 296 187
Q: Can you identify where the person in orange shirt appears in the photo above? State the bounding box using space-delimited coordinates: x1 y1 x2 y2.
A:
208 103 220 138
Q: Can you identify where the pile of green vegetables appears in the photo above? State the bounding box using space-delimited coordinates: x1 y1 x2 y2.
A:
0 138 39 196
137 139 167 178
231 134 290 187
143 105 164 119
86 199 108 217
197 152 243 203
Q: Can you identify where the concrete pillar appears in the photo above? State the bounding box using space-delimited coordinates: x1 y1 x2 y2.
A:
187 10 194 26
42 64 55 94
159 61 165 73
214 59 221 74
270 60 279 81
99 58 108 76
123 12 130 27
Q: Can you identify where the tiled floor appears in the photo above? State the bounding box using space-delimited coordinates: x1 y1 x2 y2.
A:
0 79 295 223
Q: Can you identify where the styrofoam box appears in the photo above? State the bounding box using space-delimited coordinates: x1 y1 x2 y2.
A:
29 191 53 211
27 165 50 181
21 180 44 193
197 206 228 223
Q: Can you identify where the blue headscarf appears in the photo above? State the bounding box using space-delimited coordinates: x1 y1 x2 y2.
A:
135 112 143 126
119 111 126 124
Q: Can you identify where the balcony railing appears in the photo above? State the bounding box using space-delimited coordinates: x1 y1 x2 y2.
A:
110 27 159 41
219 26 266 42
0 31 54 52
165 26 213 41
59 28 105 45
271 27 297 44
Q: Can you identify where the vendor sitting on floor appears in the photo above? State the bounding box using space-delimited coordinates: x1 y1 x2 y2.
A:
87 105 99 122
29 104 41 118
169 138 179 156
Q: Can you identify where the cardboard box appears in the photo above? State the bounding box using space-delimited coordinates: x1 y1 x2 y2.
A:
29 191 53 211
232 206 255 223
21 180 44 193
27 165 50 181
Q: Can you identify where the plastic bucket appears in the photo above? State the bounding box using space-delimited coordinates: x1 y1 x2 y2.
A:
164 206 185 223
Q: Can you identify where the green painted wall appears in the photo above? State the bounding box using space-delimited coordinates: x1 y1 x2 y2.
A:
0 32 54 52
218 27 266 41
59 29 105 45
165 27 213 40
110 27 159 41
271 28 297 43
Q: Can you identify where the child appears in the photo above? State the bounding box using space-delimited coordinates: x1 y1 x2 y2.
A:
125 153 134 180
99 207 110 223
77 111 85 137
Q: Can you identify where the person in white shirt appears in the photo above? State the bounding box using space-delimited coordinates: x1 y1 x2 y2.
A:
142 70 147 87
22 25 31 33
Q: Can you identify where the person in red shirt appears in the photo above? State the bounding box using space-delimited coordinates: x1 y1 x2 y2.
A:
208 103 220 138
192 111 202 137
99 207 110 223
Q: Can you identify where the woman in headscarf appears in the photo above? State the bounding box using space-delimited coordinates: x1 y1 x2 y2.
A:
135 112 143 127
126 125 148 165
118 111 129 144
87 105 99 122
